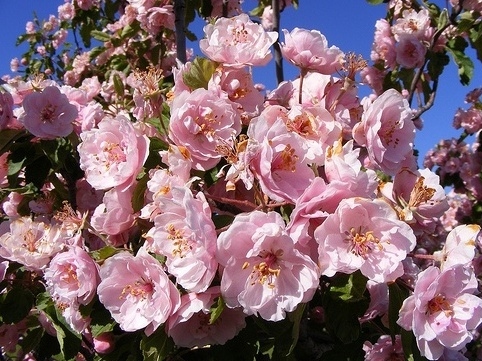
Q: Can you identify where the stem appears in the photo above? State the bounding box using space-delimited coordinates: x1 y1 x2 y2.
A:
223 0 228 17
204 193 258 211
272 0 284 84
298 69 307 104
174 0 187 64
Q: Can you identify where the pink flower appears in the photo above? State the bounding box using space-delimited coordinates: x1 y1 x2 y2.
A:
91 185 136 236
314 197 416 282
199 14 278 67
0 260 8 283
169 89 241 171
44 246 100 306
363 334 404 361
19 86 78 139
167 287 246 348
353 89 416 176
0 91 16 130
247 108 315 202
217 211 320 321
78 114 150 190
281 28 345 74
144 187 217 293
379 167 449 234
97 248 181 336
396 34 427 69
0 217 66 271
397 265 482 360
391 9 431 41
433 224 480 270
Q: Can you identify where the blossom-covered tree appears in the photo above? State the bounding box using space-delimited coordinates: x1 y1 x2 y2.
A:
1 0 482 360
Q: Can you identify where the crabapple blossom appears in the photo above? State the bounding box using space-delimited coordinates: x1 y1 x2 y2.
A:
352 89 416 175
314 197 416 282
199 13 278 67
0 217 66 271
379 167 448 234
0 90 15 130
433 224 480 270
217 211 320 321
143 187 217 293
169 88 241 170
363 334 404 361
44 246 100 306
97 248 180 336
247 107 315 202
281 28 345 74
397 265 482 360
0 260 8 283
395 33 427 69
78 113 150 190
91 185 136 236
167 287 246 348
19 86 78 139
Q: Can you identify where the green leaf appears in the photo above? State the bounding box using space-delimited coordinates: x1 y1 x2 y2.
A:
388 282 408 340
90 246 120 262
91 29 111 42
437 8 449 31
209 296 225 325
287 303 306 355
112 72 125 98
42 302 82 361
328 271 368 302
140 326 174 361
0 286 35 323
121 24 139 39
131 172 149 213
401 328 429 361
323 272 370 344
366 0 385 4
0 129 25 154
446 36 474 85
182 57 218 90
19 326 44 354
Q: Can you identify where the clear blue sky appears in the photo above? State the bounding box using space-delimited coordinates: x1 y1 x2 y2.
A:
1 0 480 163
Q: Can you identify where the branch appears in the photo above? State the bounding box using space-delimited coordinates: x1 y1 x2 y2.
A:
272 0 284 84
174 0 187 64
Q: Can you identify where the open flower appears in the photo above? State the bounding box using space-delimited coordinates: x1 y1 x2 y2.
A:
281 28 344 74
78 113 149 190
97 248 181 336
217 211 319 321
167 286 246 348
314 197 416 282
353 89 416 176
397 265 482 360
19 86 77 139
200 13 278 67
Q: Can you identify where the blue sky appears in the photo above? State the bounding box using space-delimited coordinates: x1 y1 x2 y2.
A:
0 0 480 163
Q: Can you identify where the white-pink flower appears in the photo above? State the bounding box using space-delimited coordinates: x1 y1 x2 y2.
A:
199 13 278 67
379 167 449 234
363 334 404 361
217 211 320 321
433 224 480 270
281 28 345 74
44 246 100 306
169 89 241 171
314 197 416 282
353 89 416 176
167 286 246 348
97 248 181 336
0 217 66 271
397 265 482 360
78 114 150 190
19 86 77 139
144 187 217 293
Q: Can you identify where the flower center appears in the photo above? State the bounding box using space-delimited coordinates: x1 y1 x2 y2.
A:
120 279 153 300
286 113 316 137
345 227 381 259
40 103 57 123
243 249 283 289
427 294 453 316
408 176 435 208
273 144 298 172
166 223 192 258
230 23 249 45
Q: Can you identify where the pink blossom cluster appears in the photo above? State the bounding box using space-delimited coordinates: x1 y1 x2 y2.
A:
1 4 482 361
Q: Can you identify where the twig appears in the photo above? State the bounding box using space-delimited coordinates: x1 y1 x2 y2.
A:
272 0 284 84
174 0 187 64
